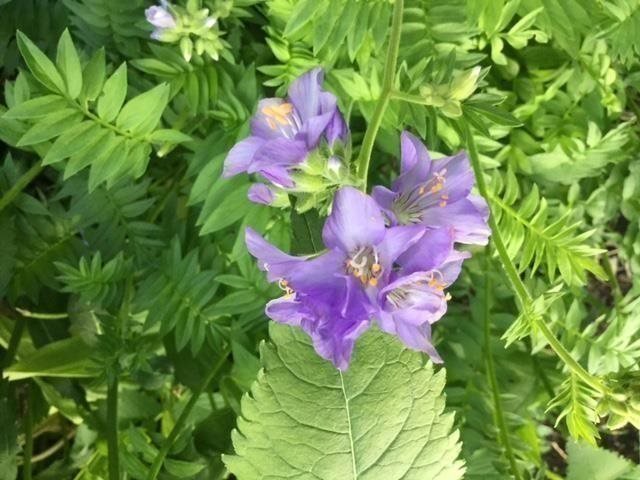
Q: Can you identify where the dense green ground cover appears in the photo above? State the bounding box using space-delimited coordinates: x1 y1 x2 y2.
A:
1 0 640 478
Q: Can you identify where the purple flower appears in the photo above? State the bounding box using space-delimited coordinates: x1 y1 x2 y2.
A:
245 186 428 369
145 3 176 30
224 68 348 192
372 131 490 245
247 183 275 205
375 228 470 362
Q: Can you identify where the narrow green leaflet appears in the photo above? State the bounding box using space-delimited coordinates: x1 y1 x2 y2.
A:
56 29 83 99
224 323 465 480
3 336 97 381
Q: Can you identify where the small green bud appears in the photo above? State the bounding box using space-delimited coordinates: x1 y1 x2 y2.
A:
180 36 193 62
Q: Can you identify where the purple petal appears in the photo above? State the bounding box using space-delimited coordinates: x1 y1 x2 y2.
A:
394 131 432 192
420 197 490 245
223 136 265 177
325 110 348 145
302 111 335 148
429 151 474 203
145 6 176 28
440 249 471 285
396 227 455 274
380 271 447 317
322 187 386 253
248 138 309 187
287 68 324 121
245 228 306 282
377 225 425 270
371 185 398 225
265 296 307 327
247 183 275 205
394 316 443 363
310 313 370 371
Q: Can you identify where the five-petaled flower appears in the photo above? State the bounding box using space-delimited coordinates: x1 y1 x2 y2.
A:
246 186 474 369
372 131 490 246
223 68 347 203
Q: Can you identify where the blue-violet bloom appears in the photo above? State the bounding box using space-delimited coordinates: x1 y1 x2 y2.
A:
372 131 490 245
223 68 347 195
145 1 177 39
246 186 438 369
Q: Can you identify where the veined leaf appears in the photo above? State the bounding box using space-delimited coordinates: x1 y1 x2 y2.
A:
4 336 97 381
16 30 66 93
16 109 82 147
56 29 83 99
224 323 465 480
115 83 170 135
82 47 106 101
97 62 127 122
2 95 68 119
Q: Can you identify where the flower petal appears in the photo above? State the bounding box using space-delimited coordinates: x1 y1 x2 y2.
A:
377 225 425 269
430 151 474 202
396 227 454 274
322 186 386 253
145 5 176 28
420 197 490 245
287 67 324 121
265 296 307 327
393 131 432 191
371 185 398 225
223 136 265 177
245 228 305 282
394 316 443 363
247 183 275 205
302 111 335 148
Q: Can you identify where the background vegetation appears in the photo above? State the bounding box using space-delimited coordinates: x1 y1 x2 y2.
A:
1 0 639 478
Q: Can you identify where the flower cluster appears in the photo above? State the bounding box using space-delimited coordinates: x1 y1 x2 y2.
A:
235 78 489 368
223 68 354 212
145 1 225 62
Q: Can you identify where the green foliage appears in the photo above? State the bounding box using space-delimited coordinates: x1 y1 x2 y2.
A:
224 323 465 480
566 440 640 480
0 0 639 479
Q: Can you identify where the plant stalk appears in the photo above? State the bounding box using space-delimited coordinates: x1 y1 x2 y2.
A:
0 161 43 215
461 121 606 395
24 384 34 480
356 0 404 187
2 316 26 369
146 349 229 480
483 267 522 480
107 376 120 480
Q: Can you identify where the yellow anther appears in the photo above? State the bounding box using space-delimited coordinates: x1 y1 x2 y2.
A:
439 200 447 208
430 183 443 193
262 102 294 129
371 263 381 273
445 292 452 301
368 278 378 287
419 186 426 195
441 194 449 200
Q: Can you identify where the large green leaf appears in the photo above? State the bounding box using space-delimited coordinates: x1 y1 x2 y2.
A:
566 440 640 480
224 323 465 480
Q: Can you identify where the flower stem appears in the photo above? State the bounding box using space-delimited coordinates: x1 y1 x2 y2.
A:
146 349 229 480
483 266 522 480
461 121 606 395
2 316 26 369
107 376 120 480
356 0 404 187
23 384 34 480
0 161 43 215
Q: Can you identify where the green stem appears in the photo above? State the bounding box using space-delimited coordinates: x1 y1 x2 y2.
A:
146 349 229 480
389 90 427 105
356 0 404 186
107 376 120 480
483 267 522 480
24 384 34 480
0 161 43 215
461 121 606 395
2 316 26 369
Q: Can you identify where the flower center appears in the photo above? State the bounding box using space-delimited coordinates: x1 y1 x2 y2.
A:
346 246 382 287
261 102 302 139
392 168 449 224
386 271 450 309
